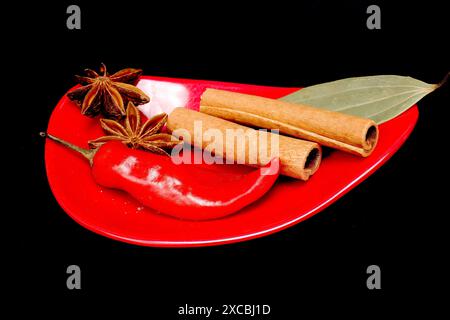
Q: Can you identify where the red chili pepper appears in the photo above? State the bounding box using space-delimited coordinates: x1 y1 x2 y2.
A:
43 133 279 220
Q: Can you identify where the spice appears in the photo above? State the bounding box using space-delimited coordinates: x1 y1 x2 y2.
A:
167 108 321 181
200 89 378 157
67 63 150 119
279 74 448 124
42 133 280 220
89 102 180 156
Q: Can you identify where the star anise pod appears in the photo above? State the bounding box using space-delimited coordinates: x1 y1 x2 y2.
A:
88 102 181 156
67 63 150 119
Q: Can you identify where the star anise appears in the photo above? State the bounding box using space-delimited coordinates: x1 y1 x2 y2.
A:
67 63 150 119
88 102 181 156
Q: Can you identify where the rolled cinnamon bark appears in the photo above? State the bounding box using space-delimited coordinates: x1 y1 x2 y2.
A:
167 108 321 181
200 89 379 157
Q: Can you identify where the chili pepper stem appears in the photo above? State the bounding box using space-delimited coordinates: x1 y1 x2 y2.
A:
40 132 97 165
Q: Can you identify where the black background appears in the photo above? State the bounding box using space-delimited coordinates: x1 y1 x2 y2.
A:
9 0 449 316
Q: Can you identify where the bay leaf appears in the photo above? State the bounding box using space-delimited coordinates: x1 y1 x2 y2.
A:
279 75 445 124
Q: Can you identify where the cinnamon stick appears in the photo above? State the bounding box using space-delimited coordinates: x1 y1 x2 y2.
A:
167 108 321 181
200 89 379 157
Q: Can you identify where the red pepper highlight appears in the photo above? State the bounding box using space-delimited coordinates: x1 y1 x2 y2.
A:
44 134 279 220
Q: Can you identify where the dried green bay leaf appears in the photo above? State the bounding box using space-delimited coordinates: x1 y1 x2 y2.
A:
279 75 445 124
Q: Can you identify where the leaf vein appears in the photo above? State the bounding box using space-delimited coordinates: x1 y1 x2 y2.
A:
284 84 431 103
333 89 426 112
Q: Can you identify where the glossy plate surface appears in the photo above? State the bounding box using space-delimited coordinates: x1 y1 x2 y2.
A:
45 76 418 247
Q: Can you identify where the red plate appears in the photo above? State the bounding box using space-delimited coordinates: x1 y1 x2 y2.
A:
45 76 418 247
